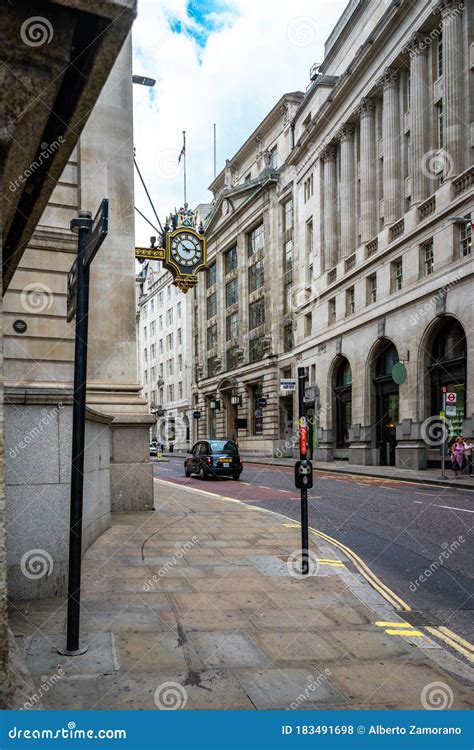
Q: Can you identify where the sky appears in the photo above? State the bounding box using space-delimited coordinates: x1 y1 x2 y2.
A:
132 0 349 246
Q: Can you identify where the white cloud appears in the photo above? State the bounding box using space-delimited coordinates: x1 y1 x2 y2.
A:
132 0 348 245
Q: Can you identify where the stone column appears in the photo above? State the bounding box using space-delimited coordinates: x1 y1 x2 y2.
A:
337 124 355 257
356 98 376 243
378 68 401 225
436 0 464 175
322 145 338 268
408 33 428 203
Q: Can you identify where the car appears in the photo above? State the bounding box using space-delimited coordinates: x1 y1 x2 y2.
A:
149 441 158 457
184 439 243 480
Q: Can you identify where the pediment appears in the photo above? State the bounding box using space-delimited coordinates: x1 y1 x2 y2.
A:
205 172 278 235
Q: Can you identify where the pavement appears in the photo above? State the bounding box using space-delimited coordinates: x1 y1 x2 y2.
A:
9 478 474 710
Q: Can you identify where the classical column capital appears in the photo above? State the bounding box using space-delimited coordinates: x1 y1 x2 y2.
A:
355 97 376 119
406 31 429 57
376 67 400 90
321 143 337 161
336 123 355 142
434 0 464 18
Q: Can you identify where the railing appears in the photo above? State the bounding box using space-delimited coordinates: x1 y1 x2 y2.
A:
344 253 356 272
389 218 405 241
452 166 474 197
327 267 337 284
418 194 436 219
366 237 378 256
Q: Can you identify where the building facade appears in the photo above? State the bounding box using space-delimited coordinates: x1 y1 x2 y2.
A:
192 93 304 456
137 259 195 451
193 0 473 467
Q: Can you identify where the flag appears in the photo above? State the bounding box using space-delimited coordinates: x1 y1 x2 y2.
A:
178 132 186 164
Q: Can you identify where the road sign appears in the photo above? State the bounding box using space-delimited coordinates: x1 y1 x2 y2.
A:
446 404 457 417
84 199 109 267
193 410 201 419
441 386 448 393
66 258 77 323
446 392 457 404
258 397 267 408
280 378 296 393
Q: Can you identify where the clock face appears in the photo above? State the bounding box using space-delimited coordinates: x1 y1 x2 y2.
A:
170 233 203 267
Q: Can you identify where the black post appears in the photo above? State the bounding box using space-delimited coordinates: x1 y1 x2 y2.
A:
298 366 309 575
59 209 92 656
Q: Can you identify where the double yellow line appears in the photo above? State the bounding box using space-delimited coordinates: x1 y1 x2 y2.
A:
305 522 474 662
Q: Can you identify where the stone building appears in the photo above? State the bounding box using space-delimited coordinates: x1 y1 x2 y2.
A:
192 93 304 456
192 0 472 467
288 0 473 469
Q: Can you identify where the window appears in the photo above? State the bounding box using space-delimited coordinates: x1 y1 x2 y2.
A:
144 369 148 384
284 239 293 272
304 174 314 203
166 332 173 349
283 321 293 352
226 312 239 341
159 339 163 354
207 357 218 377
159 362 163 377
270 145 278 169
167 358 174 376
368 273 377 304
144 348 148 363
166 308 173 325
460 218 472 257
250 383 263 436
329 297 336 324
143 326 147 340
151 366 156 382
177 328 182 346
151 343 155 359
225 277 238 307
305 312 312 337
248 224 264 256
167 286 171 299
391 259 403 292
207 323 217 350
150 321 155 337
207 262 217 287
249 335 265 362
249 298 265 330
159 315 163 331
207 292 217 319
422 241 434 276
158 291 163 306
225 245 238 274
177 301 182 318
283 198 293 232
306 219 313 258
167 384 174 401
436 102 443 150
437 33 443 78
346 287 355 316
178 354 183 372
283 278 292 315
178 382 183 400
227 345 240 370
248 259 264 293
150 298 155 313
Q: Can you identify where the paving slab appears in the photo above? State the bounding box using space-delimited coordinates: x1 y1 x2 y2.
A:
187 631 270 669
255 631 343 663
20 632 117 677
115 631 188 673
235 666 349 709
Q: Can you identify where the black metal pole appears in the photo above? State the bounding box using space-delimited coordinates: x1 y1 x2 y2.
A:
298 366 309 575
59 209 92 656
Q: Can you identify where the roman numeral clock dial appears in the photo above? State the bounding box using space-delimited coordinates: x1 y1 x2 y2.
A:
170 233 202 267
162 222 207 293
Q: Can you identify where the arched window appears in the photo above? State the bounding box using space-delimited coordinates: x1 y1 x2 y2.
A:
334 358 352 448
429 318 466 437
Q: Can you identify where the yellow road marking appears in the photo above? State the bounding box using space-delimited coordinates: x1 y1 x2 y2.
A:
437 627 474 654
317 560 344 567
283 523 300 528
385 628 424 637
375 621 410 628
427 627 474 662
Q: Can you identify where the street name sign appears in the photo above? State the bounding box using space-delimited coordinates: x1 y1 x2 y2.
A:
280 379 296 393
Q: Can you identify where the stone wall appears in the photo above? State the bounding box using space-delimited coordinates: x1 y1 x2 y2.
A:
6 398 112 600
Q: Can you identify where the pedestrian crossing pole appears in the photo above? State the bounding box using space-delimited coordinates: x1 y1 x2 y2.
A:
297 366 309 575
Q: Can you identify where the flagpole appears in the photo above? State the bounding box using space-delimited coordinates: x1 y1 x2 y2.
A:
213 123 217 179
183 130 187 206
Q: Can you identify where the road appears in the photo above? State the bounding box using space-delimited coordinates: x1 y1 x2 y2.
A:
154 456 474 643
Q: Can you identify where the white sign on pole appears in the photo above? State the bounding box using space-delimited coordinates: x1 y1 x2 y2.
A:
280 379 296 393
445 404 457 417
446 392 457 404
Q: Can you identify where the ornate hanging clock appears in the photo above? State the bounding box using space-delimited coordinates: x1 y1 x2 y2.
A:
135 204 207 293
